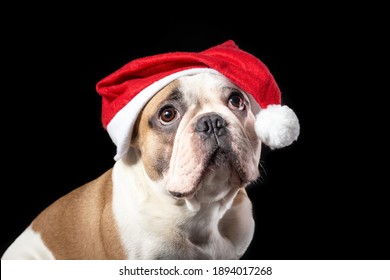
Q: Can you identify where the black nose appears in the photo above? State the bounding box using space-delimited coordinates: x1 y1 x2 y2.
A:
195 114 227 137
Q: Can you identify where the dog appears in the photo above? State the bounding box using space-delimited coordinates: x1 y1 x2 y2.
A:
1 40 299 260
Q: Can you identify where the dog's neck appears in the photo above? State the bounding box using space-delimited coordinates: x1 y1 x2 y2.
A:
111 149 246 259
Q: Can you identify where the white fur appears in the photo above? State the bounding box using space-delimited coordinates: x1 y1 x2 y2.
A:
1 226 55 260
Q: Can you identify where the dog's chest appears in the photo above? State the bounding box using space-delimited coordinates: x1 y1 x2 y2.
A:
118 205 240 260
113 190 240 259
185 214 239 259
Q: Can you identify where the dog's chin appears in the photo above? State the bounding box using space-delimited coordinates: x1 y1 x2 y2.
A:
170 148 255 201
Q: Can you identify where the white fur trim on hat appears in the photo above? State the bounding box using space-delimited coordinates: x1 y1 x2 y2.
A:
254 104 300 149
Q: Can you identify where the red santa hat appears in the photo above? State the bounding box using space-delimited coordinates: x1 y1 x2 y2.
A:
96 40 300 161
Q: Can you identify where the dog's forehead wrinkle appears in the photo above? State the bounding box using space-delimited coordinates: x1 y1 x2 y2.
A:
177 73 235 105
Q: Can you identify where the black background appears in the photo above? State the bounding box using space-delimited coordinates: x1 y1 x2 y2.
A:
1 4 388 260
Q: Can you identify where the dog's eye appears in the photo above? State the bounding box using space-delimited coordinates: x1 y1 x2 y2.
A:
159 106 179 125
228 92 245 111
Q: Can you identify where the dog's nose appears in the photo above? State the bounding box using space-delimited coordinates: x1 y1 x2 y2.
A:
195 114 227 137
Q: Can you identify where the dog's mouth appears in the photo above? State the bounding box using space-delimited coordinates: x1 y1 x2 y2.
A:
169 145 250 199
207 147 248 181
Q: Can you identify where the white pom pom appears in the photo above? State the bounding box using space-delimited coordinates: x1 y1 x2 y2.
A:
255 104 300 149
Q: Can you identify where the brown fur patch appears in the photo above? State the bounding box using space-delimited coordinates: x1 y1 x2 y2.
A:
31 169 126 259
131 81 180 180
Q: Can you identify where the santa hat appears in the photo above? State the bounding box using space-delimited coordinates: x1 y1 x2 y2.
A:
96 40 300 161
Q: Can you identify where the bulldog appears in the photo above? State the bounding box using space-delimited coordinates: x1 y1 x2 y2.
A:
1 40 299 260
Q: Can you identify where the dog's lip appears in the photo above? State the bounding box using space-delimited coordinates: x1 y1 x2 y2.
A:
169 147 248 199
169 168 207 198
169 190 194 198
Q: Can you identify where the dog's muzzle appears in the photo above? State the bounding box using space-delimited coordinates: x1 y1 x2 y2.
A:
166 111 258 198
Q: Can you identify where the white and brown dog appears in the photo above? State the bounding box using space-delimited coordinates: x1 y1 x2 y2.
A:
1 40 299 260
